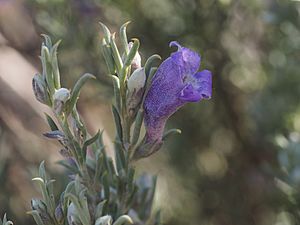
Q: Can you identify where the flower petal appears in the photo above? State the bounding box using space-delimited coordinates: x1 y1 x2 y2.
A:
179 83 202 102
193 70 212 99
170 42 201 75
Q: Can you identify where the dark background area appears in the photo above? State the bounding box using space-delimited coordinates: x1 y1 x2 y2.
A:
0 0 300 224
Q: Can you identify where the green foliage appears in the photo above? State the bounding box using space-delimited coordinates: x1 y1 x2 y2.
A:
28 24 164 225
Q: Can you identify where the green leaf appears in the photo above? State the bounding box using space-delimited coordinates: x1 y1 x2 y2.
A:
113 215 133 225
94 152 104 183
110 34 123 74
127 168 135 192
99 22 111 44
82 130 101 160
71 108 87 141
162 129 182 141
112 105 123 141
126 185 138 208
144 54 161 77
62 181 75 210
115 145 126 173
41 46 55 96
86 157 96 171
41 34 52 48
131 109 144 147
108 158 116 177
64 181 76 195
66 73 96 115
96 130 105 150
65 193 91 225
94 200 107 219
119 21 131 55
110 75 121 112
145 67 157 90
27 210 44 225
123 38 140 68
39 161 47 181
102 173 110 201
50 40 61 89
101 42 116 75
45 113 59 131
35 162 56 216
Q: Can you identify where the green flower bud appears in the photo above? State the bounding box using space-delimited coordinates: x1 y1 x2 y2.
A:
53 88 70 114
128 42 141 70
95 215 112 225
55 204 64 224
127 68 146 116
53 88 70 102
32 74 50 105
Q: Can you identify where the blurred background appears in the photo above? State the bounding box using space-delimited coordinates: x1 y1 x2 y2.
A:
0 0 300 224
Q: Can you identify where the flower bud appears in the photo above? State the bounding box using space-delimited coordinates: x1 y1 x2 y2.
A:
128 42 141 70
53 88 70 102
127 68 146 93
95 215 112 225
127 68 146 116
67 203 80 225
53 88 70 114
32 74 49 105
55 204 64 223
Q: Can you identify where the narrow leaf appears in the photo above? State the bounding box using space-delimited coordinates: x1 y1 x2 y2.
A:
113 215 133 225
50 40 61 89
123 38 140 68
144 54 161 77
66 73 96 115
111 105 123 140
41 34 52 48
162 129 182 141
27 210 44 225
99 22 111 44
110 75 121 112
131 109 144 147
101 42 116 74
41 46 55 96
45 113 59 131
120 21 131 54
82 130 101 160
102 173 110 201
110 34 123 74
94 200 107 219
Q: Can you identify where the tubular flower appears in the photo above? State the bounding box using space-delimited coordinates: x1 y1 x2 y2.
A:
143 41 212 147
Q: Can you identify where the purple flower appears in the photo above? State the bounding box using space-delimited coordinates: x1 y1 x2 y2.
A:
143 41 212 146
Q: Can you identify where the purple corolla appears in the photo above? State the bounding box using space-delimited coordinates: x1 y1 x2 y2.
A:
143 41 212 147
